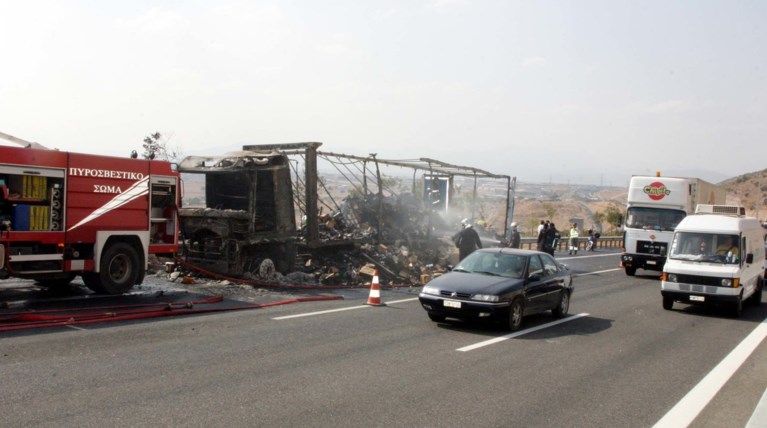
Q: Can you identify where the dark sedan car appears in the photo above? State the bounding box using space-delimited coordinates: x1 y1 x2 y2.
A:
419 248 573 331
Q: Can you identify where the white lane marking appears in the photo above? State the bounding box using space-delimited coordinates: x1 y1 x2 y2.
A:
456 313 590 352
382 297 419 305
272 297 418 320
273 305 368 320
574 268 622 277
746 388 767 428
653 316 767 428
558 253 621 260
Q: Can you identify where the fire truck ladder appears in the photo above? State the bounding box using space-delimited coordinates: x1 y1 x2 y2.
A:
0 131 49 150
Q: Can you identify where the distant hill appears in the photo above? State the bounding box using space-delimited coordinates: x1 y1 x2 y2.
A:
720 168 767 219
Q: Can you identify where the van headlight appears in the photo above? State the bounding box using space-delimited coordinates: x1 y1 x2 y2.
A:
721 278 739 287
471 294 499 302
666 273 677 283
422 285 440 296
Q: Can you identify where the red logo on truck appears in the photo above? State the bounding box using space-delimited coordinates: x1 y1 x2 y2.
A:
643 182 671 201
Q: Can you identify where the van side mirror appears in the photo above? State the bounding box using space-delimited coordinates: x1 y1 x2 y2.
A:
746 253 753 264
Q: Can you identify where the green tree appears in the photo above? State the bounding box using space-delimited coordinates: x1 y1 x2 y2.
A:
592 210 606 230
526 217 539 237
604 204 624 234
140 132 182 162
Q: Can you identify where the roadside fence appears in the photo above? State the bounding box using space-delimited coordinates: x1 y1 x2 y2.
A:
515 236 623 252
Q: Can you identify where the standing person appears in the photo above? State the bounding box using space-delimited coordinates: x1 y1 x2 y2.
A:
568 223 579 255
537 222 548 251
453 221 483 261
537 220 545 236
544 222 558 256
509 222 521 249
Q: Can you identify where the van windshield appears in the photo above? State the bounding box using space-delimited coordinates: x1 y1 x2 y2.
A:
669 232 740 264
625 207 686 231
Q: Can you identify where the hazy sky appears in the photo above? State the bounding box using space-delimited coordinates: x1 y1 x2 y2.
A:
1 0 765 185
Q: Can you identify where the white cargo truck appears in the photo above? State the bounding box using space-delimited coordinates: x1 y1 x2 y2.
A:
620 174 725 276
661 205 764 317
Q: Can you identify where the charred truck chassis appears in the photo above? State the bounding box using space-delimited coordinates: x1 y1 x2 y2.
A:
177 150 296 277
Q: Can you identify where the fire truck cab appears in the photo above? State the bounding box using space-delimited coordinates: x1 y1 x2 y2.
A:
0 144 180 294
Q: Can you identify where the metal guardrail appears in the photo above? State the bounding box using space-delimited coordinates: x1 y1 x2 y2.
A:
514 236 624 252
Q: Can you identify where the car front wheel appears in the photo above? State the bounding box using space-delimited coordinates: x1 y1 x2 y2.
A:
507 298 524 331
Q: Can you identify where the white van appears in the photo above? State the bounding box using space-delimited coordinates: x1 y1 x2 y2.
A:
661 205 765 317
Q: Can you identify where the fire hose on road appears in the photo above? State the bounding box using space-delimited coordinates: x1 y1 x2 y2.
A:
0 255 421 332
0 294 344 333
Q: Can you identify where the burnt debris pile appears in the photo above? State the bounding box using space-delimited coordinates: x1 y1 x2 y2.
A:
293 192 456 287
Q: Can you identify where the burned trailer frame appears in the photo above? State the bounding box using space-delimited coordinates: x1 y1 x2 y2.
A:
264 144 515 246
241 143 515 248
312 152 515 241
177 150 296 277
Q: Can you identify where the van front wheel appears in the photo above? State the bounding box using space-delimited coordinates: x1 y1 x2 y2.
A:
731 295 743 318
662 296 673 310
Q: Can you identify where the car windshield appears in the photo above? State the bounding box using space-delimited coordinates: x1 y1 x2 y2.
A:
453 252 525 279
625 207 686 231
669 232 741 264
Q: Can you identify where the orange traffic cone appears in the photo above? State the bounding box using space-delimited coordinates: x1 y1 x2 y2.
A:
365 270 386 306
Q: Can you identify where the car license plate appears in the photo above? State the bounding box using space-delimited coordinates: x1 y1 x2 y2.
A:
647 260 656 265
443 299 461 309
690 295 705 302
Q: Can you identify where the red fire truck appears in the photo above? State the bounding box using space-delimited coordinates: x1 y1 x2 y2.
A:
0 136 180 294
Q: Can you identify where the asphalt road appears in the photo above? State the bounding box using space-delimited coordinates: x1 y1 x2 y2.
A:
1 249 766 427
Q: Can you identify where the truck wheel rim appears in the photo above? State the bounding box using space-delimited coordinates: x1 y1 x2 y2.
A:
108 255 131 282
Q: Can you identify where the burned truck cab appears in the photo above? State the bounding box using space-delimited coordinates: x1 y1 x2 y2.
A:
177 150 296 277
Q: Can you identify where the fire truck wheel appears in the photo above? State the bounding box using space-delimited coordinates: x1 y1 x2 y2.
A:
86 242 140 295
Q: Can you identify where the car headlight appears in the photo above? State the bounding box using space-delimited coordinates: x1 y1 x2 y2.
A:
471 294 499 302
422 285 441 296
667 273 677 283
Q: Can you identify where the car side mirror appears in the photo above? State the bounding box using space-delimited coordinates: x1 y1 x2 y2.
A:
746 253 753 264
